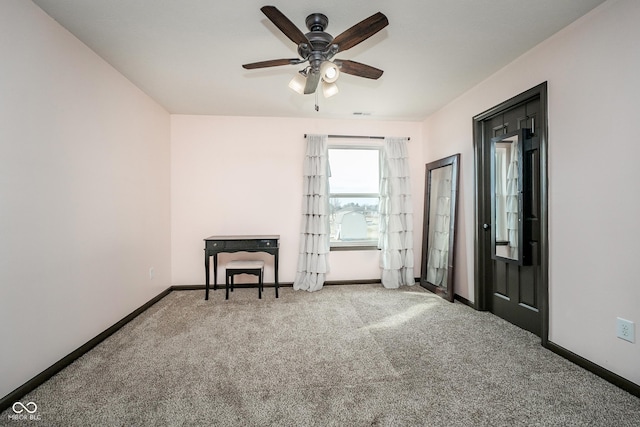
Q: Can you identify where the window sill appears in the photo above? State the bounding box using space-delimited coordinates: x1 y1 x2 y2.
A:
330 244 379 251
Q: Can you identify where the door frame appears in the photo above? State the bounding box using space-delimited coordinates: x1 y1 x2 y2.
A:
472 82 549 345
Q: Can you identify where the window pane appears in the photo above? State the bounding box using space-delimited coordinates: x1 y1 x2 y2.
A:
330 197 379 243
328 149 379 194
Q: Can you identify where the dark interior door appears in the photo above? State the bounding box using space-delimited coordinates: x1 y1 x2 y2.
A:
481 97 542 336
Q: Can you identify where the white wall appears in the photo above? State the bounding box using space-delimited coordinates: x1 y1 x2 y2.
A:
422 0 640 384
171 115 423 286
0 1 171 398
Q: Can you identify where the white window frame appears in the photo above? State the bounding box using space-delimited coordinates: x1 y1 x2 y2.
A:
328 144 382 250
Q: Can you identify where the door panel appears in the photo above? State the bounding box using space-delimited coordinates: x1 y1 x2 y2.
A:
503 104 526 134
519 260 536 307
524 135 541 264
484 98 542 336
495 261 507 296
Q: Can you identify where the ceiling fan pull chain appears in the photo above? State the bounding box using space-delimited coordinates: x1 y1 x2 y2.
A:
315 90 319 112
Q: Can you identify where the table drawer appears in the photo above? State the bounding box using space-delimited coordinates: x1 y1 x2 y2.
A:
205 238 278 251
256 239 277 248
225 240 250 249
206 240 225 249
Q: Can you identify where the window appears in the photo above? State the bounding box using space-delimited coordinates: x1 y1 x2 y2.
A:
328 146 381 248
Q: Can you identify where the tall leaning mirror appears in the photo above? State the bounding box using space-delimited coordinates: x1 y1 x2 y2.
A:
420 154 460 302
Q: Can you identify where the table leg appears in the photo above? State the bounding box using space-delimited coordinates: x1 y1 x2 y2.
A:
274 250 279 298
213 254 218 291
205 253 210 300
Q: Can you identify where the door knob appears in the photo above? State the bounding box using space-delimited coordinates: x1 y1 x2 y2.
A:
483 223 490 230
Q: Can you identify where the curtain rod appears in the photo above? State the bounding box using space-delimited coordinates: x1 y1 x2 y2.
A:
304 134 410 141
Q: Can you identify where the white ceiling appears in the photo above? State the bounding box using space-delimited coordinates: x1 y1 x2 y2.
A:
32 0 605 121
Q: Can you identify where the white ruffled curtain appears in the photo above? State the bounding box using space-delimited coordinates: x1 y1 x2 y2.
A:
378 137 415 288
506 139 520 258
293 134 330 292
494 147 508 242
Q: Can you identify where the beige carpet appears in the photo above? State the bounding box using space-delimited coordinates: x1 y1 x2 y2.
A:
2 284 639 426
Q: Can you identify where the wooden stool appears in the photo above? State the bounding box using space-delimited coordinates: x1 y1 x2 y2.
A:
225 260 264 299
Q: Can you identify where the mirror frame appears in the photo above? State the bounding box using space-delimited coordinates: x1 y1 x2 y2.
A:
420 153 460 302
490 129 526 265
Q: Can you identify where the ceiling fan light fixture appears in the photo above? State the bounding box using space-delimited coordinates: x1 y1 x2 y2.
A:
322 81 339 98
320 61 340 83
288 72 307 94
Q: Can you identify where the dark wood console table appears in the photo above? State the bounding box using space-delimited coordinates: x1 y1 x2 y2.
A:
204 235 279 300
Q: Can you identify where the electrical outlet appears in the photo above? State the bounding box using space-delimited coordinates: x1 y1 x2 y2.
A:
616 317 635 343
149 267 155 280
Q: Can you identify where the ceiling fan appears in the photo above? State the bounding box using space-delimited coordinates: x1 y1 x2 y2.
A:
242 6 388 97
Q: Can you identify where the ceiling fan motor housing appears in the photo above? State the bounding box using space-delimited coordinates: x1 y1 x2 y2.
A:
300 13 338 72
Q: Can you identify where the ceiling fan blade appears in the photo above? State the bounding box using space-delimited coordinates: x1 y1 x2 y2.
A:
304 71 321 94
334 60 384 79
332 12 388 52
261 6 310 46
242 59 300 69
